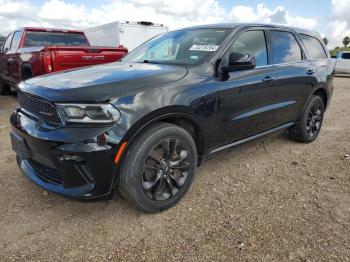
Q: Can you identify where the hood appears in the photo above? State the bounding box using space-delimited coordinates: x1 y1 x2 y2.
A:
19 62 188 102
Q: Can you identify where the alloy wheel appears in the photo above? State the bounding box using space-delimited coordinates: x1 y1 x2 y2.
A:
306 101 323 138
141 138 192 201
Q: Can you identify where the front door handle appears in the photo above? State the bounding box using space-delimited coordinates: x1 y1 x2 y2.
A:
262 76 275 83
306 69 316 75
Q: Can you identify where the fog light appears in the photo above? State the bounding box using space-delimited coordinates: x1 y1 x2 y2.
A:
97 134 107 145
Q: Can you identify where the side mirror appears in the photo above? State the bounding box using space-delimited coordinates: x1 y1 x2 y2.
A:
222 52 256 72
2 47 9 53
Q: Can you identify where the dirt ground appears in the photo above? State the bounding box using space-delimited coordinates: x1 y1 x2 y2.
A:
0 77 349 262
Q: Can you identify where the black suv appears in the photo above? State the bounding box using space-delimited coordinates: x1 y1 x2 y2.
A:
10 24 334 212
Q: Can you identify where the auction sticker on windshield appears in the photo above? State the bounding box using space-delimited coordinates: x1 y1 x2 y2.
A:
189 44 219 52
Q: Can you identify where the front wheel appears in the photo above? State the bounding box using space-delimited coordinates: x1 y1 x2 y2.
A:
289 95 325 143
118 123 197 213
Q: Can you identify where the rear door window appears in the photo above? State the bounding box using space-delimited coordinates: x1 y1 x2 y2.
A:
229 30 268 67
2 33 13 52
269 31 303 64
300 34 328 59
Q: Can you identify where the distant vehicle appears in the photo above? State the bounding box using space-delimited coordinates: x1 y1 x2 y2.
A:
0 27 128 95
0 35 5 47
85 21 168 51
335 51 350 76
10 23 334 212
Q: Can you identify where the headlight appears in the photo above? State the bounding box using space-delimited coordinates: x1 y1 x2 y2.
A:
56 103 120 124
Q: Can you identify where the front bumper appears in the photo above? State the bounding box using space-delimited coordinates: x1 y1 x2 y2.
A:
10 109 126 199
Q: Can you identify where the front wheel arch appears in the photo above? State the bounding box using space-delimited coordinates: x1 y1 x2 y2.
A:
112 109 206 191
119 110 206 167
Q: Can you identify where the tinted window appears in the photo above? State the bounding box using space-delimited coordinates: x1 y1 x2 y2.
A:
11 31 22 51
229 30 268 67
3 33 13 52
23 31 89 47
270 31 302 64
300 34 327 59
342 53 350 59
65 34 89 46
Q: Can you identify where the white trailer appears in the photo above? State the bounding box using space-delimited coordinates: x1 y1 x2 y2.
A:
84 21 168 51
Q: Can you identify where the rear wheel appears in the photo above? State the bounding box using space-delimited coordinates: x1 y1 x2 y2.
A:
0 78 10 95
118 123 197 213
289 95 325 143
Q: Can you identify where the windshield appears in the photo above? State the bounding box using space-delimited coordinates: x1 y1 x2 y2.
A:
122 28 231 66
23 31 89 47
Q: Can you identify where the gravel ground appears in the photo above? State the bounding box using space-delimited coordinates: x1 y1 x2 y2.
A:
0 77 349 261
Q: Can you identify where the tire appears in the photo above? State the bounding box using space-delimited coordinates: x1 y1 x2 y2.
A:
289 95 325 143
0 77 10 96
118 122 197 213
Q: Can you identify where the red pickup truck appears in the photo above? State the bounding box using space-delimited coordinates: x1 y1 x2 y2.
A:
0 27 128 95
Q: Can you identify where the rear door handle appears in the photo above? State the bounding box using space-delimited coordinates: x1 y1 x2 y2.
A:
262 76 275 83
306 69 316 75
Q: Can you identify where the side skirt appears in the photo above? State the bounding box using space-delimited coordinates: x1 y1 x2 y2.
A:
209 122 294 155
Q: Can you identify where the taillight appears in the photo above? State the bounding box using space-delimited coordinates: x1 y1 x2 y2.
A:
117 45 128 54
43 51 53 73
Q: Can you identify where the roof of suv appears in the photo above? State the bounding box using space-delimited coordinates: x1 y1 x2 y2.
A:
183 23 321 39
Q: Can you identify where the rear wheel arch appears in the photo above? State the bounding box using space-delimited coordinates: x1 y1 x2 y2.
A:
312 87 328 109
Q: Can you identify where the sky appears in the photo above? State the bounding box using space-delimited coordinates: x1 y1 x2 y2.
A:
0 0 349 48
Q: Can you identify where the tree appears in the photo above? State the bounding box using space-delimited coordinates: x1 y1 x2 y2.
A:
323 37 329 46
343 36 350 48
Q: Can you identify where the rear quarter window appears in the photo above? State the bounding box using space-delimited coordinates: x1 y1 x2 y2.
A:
300 34 328 59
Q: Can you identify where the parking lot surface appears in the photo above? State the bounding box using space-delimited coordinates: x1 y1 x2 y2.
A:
0 78 349 261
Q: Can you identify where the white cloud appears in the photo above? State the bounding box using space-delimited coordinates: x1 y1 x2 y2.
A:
0 0 320 43
327 0 350 47
227 4 316 29
0 0 36 19
331 0 350 23
38 0 86 23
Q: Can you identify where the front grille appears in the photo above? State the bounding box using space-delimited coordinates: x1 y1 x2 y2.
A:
18 92 61 125
28 159 63 184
